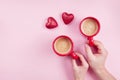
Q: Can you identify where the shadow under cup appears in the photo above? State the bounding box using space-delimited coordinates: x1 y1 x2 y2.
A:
53 36 78 59
80 17 100 46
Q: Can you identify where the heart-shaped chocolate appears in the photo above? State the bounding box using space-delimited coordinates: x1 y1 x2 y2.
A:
46 17 58 29
62 12 74 24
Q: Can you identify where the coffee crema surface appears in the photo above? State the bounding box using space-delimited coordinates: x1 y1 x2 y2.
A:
81 19 98 36
54 37 72 54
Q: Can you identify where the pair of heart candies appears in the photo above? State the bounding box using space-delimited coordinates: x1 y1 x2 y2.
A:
52 17 100 59
46 12 74 29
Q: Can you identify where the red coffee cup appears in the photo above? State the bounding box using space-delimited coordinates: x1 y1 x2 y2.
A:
52 35 78 59
79 17 100 46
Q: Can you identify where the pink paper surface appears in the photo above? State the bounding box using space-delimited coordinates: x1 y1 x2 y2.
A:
0 0 120 80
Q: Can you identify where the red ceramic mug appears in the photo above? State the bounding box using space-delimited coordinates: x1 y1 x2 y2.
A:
79 17 100 46
52 35 78 59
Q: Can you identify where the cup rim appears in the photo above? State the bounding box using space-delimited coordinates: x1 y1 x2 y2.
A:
79 17 100 37
52 35 73 56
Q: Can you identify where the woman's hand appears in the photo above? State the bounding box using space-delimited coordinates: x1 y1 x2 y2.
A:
72 53 89 80
85 40 116 80
85 40 108 72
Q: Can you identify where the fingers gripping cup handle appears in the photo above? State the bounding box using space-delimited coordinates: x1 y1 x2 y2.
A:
70 51 79 59
88 37 98 53
88 37 94 46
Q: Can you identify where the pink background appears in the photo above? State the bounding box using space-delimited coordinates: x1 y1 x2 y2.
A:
0 0 120 80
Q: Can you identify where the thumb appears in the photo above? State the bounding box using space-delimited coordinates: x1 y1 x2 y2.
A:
85 44 94 60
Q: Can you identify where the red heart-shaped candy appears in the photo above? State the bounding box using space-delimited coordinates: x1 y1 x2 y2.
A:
46 17 58 29
62 12 74 24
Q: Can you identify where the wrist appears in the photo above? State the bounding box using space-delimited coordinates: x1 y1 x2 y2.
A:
92 66 116 80
93 66 107 75
75 74 85 80
75 77 84 80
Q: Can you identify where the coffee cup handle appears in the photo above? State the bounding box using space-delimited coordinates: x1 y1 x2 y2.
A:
88 37 94 46
70 51 79 59
88 37 99 53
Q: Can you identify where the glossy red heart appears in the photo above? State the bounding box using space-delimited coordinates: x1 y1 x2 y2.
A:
62 12 74 24
46 17 58 29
